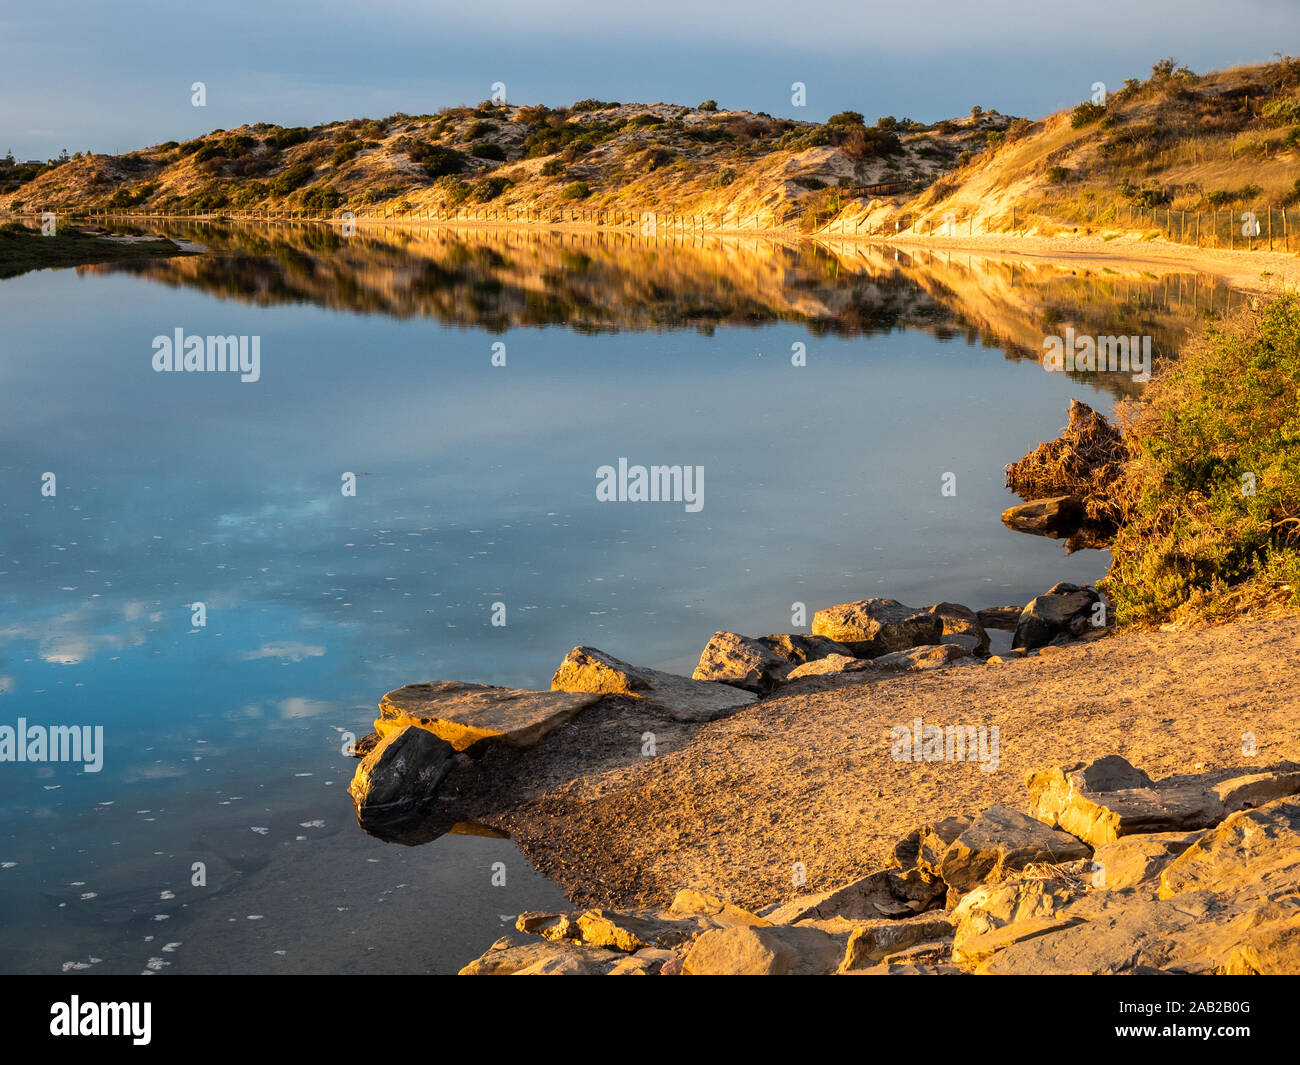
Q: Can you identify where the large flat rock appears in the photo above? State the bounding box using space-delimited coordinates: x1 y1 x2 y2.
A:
377 680 604 753
937 806 1091 894
552 645 756 722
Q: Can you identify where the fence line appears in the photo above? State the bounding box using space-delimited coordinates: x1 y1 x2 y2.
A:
16 200 1298 254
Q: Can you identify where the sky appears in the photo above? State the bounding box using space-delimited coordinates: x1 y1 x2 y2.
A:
2 0 1297 160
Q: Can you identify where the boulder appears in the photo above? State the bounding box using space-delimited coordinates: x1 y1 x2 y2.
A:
950 876 1082 963
1012 582 1103 650
574 909 695 952
346 725 456 836
1158 797 1300 901
691 631 791 693
756 633 856 666
1000 495 1085 538
607 948 679 975
1027 755 1228 847
922 602 990 654
1089 832 1198 891
840 915 956 970
764 868 946 924
871 643 969 671
459 936 624 975
683 925 845 975
811 598 943 656
891 815 974 876
668 889 771 928
376 680 604 753
936 806 1091 894
550 645 756 722
785 653 875 680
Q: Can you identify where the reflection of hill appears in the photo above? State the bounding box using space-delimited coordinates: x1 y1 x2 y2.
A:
86 223 1233 397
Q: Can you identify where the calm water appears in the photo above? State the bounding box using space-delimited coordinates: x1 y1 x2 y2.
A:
0 225 1231 972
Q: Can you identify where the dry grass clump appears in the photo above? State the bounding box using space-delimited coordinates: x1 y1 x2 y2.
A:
1005 397 1135 527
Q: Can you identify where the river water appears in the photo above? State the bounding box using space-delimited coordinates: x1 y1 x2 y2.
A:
0 224 1232 972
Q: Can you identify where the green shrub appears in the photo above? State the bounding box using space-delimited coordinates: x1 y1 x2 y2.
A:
711 167 737 188
265 126 311 150
1105 295 1300 622
1045 164 1070 182
540 157 566 176
471 175 512 202
1071 101 1107 128
1262 95 1300 123
471 142 506 161
559 180 590 200
269 160 314 195
698 99 718 111
301 184 343 209
572 99 617 112
332 139 365 165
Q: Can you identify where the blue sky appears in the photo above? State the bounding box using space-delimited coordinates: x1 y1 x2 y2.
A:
3 0 1297 160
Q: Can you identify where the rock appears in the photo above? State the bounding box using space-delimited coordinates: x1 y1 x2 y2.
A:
950 876 1082 961
347 725 456 837
891 816 973 876
1158 797 1300 901
922 602 990 654
1213 770 1300 813
871 643 969 671
756 633 856 666
1012 583 1103 650
683 925 845 975
1026 755 1228 847
515 911 575 941
811 598 943 656
956 914 1087 969
691 631 791 693
977 605 1023 631
937 806 1091 894
459 938 624 975
840 915 956 970
608 948 678 975
575 909 695 952
764 868 946 924
550 645 756 722
785 653 875 680
1001 495 1085 537
840 962 963 975
350 731 381 758
939 633 984 656
668 889 770 928
376 681 604 753
1089 832 1198 891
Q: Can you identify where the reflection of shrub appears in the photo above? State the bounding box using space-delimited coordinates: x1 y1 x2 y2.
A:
559 180 590 200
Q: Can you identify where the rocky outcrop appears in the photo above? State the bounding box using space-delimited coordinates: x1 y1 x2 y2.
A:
1025 754 1300 847
461 754 1300 976
872 643 970 671
785 653 875 680
811 598 943 656
1012 582 1103 650
376 680 605 753
551 645 756 722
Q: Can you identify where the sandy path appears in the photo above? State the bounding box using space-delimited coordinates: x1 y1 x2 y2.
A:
484 615 1300 911
874 231 1300 292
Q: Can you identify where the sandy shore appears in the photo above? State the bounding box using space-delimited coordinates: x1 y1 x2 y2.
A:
464 615 1300 912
